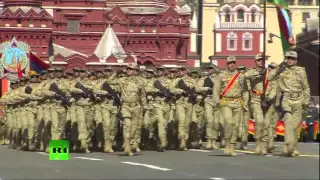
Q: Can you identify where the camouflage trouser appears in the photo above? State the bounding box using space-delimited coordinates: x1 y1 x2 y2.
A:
149 101 170 147
220 99 242 144
204 99 221 141
100 101 118 142
121 102 142 145
175 99 193 140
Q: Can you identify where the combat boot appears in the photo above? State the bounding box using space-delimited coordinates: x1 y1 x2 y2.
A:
29 140 36 151
220 139 226 148
292 149 300 156
229 143 237 157
205 139 213 150
158 139 167 152
132 142 141 153
45 146 50 153
80 139 90 153
267 141 275 153
286 144 294 157
179 138 187 151
240 141 248 150
282 144 288 155
223 141 231 155
108 141 114 153
211 140 218 150
124 138 133 156
260 141 267 155
103 140 111 153
254 139 261 154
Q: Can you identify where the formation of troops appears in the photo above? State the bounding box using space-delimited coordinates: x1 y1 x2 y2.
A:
0 50 310 157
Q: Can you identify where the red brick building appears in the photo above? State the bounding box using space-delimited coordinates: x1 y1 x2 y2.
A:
0 0 195 70
209 2 265 68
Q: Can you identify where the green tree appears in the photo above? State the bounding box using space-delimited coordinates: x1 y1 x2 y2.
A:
179 0 198 11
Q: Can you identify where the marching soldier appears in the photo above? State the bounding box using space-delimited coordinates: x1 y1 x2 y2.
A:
244 53 270 155
214 56 246 156
268 51 310 157
263 62 280 153
169 67 197 151
237 65 251 150
197 64 220 150
108 63 146 156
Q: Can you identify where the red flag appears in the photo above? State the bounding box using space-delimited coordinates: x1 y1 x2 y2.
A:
248 119 255 135
17 60 23 79
276 120 285 136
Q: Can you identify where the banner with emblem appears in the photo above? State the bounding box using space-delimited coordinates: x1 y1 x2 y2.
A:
0 37 30 81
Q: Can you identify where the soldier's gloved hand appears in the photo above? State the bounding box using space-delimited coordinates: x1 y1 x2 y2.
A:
277 62 286 73
259 68 266 75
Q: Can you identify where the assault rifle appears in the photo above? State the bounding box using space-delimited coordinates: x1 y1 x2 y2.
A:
49 82 71 106
101 81 122 107
203 76 214 96
75 82 95 101
154 80 173 101
177 79 197 104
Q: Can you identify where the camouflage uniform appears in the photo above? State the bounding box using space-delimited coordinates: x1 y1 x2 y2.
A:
268 51 310 157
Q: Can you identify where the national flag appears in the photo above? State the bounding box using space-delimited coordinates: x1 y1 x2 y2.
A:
29 51 50 74
276 120 285 136
248 119 255 135
314 120 319 140
267 0 295 53
16 60 23 79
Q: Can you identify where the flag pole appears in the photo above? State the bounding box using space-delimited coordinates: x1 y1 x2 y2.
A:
263 0 267 63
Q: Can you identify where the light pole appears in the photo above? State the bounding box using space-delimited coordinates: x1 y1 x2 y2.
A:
268 33 320 58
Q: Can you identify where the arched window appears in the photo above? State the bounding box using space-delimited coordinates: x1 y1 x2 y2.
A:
242 32 253 51
225 9 231 22
251 9 256 22
237 9 245 22
227 32 237 51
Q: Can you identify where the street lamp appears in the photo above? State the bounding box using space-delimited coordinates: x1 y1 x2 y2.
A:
268 33 320 58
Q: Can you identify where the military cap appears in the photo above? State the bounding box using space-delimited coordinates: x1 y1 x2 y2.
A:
127 63 139 70
48 67 55 72
145 68 155 73
284 51 298 59
156 66 165 70
40 70 47 75
227 56 236 62
73 68 81 72
65 71 74 75
188 68 199 74
54 67 63 72
10 81 16 85
30 73 40 78
237 65 246 70
78 68 87 72
104 67 113 72
255 53 264 60
168 68 178 72
178 66 187 71
205 64 217 69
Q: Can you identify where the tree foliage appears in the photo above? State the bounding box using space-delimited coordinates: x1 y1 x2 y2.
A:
179 0 198 11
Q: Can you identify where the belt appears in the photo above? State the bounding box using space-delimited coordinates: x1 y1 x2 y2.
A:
251 89 263 96
283 92 301 98
221 97 240 101
123 102 138 107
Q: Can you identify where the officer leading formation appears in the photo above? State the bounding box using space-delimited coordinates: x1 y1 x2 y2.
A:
0 51 310 157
